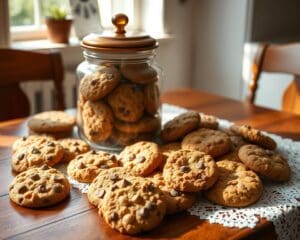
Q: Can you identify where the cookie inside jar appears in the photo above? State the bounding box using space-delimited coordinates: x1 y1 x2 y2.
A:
76 14 162 151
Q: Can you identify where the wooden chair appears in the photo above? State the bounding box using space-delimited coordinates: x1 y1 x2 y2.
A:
0 49 65 121
245 43 300 115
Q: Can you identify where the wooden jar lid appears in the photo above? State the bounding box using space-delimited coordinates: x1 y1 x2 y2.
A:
81 13 158 53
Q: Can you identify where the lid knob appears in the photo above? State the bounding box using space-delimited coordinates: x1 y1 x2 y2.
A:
112 13 129 34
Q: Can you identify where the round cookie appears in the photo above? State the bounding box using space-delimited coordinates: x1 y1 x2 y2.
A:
199 113 219 129
58 138 90 162
204 160 263 207
120 63 158 84
100 177 166 235
12 140 64 173
82 100 114 142
144 83 160 115
182 128 231 158
110 129 154 147
12 135 54 153
159 142 181 170
88 167 130 207
163 149 219 192
148 172 196 214
114 116 161 134
238 144 290 182
230 124 277 150
79 66 121 101
67 150 120 183
28 111 75 133
118 141 163 177
161 111 200 142
9 165 70 208
107 83 144 122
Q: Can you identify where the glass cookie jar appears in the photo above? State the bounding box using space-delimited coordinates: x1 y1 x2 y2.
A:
76 14 162 151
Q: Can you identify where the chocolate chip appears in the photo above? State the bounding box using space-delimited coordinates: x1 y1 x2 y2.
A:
75 147 80 153
109 174 119 181
22 136 27 141
53 185 62 193
147 183 156 192
91 150 97 154
180 165 191 173
97 189 106 198
109 155 116 161
78 162 85 169
111 184 119 191
138 207 149 218
195 161 204 169
109 212 118 221
74 142 79 146
170 189 179 197
136 156 146 163
127 154 135 161
31 174 40 181
32 147 41 154
47 141 55 147
132 194 142 203
120 179 131 187
18 186 28 194
38 185 47 193
77 156 83 160
18 153 25 160
145 201 156 210
91 79 98 86
40 164 49 170
47 155 53 161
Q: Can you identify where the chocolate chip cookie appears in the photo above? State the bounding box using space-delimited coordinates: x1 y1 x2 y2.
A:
9 165 70 208
182 128 231 158
79 66 121 101
161 111 200 142
238 144 290 182
67 150 120 183
107 83 144 122
58 138 90 162
163 149 219 192
204 160 263 207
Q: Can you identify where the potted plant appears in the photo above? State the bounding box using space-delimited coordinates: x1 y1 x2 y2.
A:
45 6 73 43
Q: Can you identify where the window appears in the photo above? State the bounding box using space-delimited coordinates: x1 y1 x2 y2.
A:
8 0 165 42
9 0 70 41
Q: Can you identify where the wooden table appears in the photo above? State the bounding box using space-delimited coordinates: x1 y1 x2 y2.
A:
1 89 299 240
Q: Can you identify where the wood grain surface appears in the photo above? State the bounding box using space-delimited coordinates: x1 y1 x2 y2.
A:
1 89 299 240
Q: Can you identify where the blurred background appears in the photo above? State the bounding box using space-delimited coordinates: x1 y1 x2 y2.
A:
1 0 300 114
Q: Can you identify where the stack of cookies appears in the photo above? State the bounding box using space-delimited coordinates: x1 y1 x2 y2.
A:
77 63 161 147
8 109 291 236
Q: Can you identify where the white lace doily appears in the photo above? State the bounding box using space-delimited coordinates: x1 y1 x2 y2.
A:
69 104 300 240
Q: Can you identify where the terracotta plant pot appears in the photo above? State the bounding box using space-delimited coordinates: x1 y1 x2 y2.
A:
45 18 73 43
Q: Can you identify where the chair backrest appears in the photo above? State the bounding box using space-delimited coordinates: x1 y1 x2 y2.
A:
244 43 300 114
0 49 65 121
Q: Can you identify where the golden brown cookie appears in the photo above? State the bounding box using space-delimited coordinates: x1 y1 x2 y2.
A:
163 150 219 192
182 128 231 158
230 124 277 150
58 138 90 162
161 111 200 142
148 172 196 214
114 116 161 134
107 83 144 122
12 135 54 153
27 111 75 133
82 100 114 142
9 165 70 208
118 141 163 177
12 140 64 173
199 113 219 129
120 63 158 84
238 144 290 182
204 160 263 207
87 167 130 207
100 177 166 235
67 150 120 183
144 83 160 115
79 66 121 101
